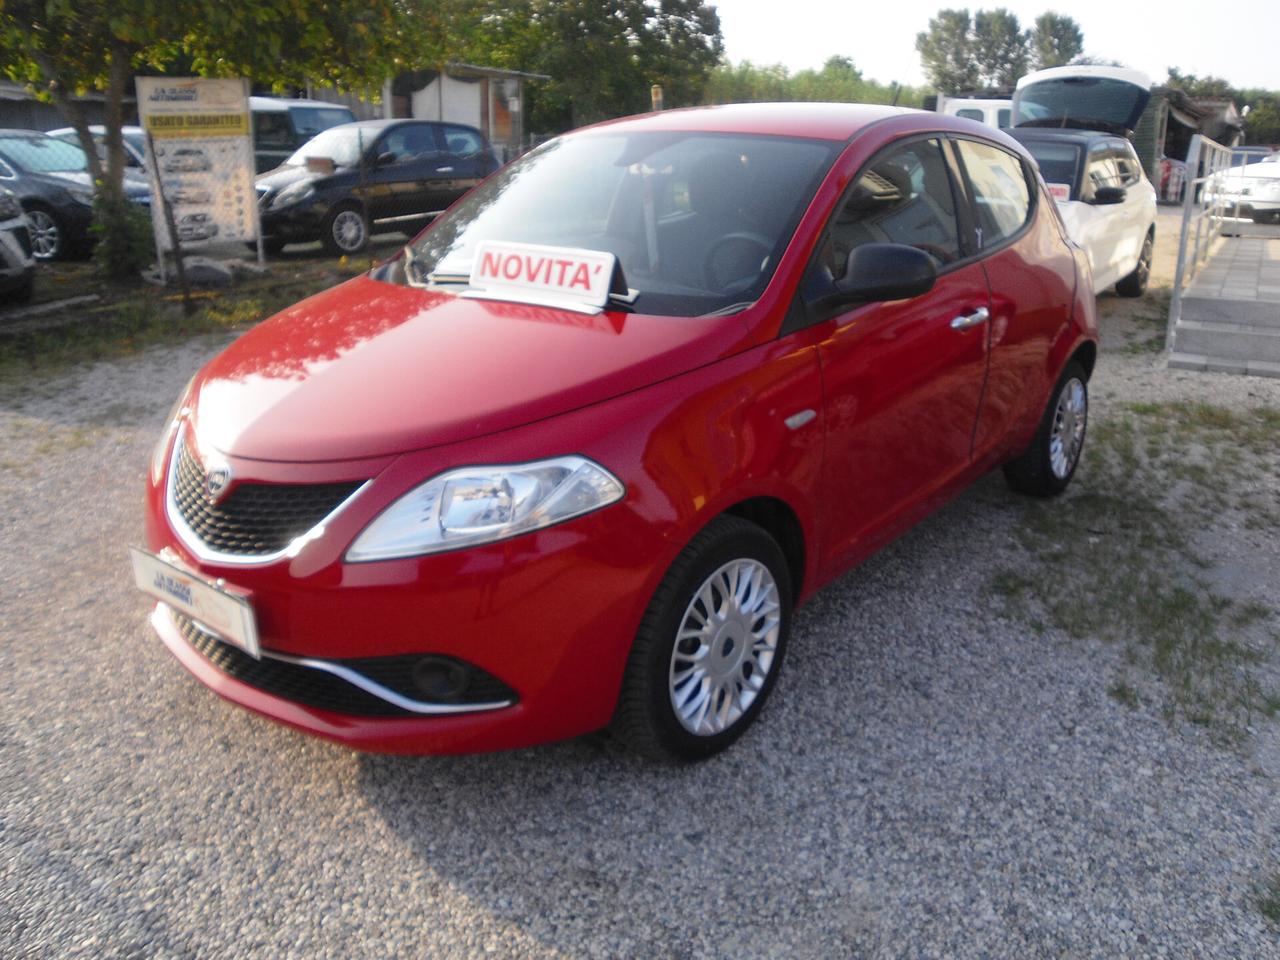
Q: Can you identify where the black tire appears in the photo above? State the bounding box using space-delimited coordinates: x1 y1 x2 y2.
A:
612 515 793 761
24 205 66 261
1115 228 1153 297
321 203 369 255
1003 360 1089 497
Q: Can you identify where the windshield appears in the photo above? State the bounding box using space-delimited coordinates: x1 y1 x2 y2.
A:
286 125 369 167
0 135 87 173
402 131 838 318
1014 78 1148 132
291 107 356 140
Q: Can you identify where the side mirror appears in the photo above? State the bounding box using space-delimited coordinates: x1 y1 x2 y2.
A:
373 151 397 167
1091 185 1126 205
808 243 938 319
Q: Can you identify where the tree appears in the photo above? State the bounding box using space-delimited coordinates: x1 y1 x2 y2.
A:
0 1 413 275
916 9 980 93
1029 12 1082 70
1166 68 1234 98
972 9 1027 87
450 0 722 132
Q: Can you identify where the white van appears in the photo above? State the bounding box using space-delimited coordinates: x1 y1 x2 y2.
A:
249 97 357 173
935 95 1012 129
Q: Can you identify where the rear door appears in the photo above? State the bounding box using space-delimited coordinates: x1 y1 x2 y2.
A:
812 136 991 572
428 125 493 213
952 137 1077 458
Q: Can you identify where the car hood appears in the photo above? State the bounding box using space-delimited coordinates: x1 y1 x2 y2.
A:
255 164 345 193
34 169 150 199
1013 70 1151 137
188 274 755 462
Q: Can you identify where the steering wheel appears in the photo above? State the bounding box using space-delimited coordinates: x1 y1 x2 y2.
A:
704 231 773 292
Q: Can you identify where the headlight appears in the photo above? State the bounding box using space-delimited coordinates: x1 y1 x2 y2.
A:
68 186 95 206
150 376 196 484
346 456 625 562
270 180 317 209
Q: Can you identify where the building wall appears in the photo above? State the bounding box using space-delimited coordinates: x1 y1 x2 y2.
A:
411 74 483 126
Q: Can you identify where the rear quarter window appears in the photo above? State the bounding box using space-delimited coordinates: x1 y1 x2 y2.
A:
955 139 1032 246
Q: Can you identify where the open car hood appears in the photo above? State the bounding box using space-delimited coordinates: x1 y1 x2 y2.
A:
1013 66 1152 137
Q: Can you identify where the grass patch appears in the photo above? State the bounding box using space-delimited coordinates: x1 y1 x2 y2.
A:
992 397 1280 745
1255 874 1280 924
1108 682 1141 709
0 258 363 385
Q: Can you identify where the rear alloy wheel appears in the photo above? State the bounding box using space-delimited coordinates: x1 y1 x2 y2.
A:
321 204 369 255
613 515 792 761
1003 360 1089 497
26 207 65 261
1115 229 1153 297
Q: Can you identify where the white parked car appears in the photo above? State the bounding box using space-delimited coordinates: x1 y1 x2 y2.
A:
1009 66 1158 296
1213 153 1280 224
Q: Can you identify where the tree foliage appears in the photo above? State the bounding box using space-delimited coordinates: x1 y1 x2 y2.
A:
972 9 1026 87
917 7 1084 92
1029 12 1083 70
1166 68 1280 146
444 0 723 131
916 9 980 93
0 0 413 275
704 58 924 108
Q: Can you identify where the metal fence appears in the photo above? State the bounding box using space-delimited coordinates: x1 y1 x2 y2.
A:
1166 134 1236 350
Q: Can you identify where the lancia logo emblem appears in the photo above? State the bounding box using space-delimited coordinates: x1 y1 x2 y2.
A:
205 465 232 502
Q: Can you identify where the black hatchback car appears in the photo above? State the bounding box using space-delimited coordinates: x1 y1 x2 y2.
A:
0 130 150 261
254 119 501 255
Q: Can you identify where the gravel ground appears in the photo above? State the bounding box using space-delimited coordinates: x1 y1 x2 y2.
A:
3 218 1280 958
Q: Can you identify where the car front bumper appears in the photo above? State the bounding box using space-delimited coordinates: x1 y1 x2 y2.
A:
141 425 669 754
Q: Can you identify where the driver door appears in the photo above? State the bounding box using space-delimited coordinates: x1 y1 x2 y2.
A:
813 137 991 573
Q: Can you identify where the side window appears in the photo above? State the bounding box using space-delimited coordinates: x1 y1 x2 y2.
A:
443 126 484 158
956 109 984 122
997 109 1011 128
253 112 293 150
1085 153 1121 198
821 137 961 279
955 139 1031 247
379 124 441 162
1115 145 1142 187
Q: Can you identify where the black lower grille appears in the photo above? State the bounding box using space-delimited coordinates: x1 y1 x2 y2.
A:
172 437 361 556
172 612 516 717
13 225 31 258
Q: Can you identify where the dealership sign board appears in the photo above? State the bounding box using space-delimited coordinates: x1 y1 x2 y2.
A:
135 77 259 252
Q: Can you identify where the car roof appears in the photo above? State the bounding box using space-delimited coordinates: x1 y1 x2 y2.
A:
48 125 145 136
572 102 972 143
0 129 58 138
1006 127 1126 148
248 96 356 112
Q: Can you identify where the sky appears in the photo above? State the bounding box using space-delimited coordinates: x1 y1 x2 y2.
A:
714 0 1277 91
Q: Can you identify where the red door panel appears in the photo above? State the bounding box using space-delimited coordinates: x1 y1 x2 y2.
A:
973 201 1078 460
817 262 991 576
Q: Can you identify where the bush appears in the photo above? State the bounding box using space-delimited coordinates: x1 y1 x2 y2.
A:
90 191 154 280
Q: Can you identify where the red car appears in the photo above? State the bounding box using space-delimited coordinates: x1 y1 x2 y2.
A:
133 103 1097 761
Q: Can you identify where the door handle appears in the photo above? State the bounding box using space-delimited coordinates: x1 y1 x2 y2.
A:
435 166 455 173
950 306 990 330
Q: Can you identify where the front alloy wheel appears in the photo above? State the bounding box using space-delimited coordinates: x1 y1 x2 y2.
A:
26 208 63 261
669 558 782 736
322 205 368 255
614 515 792 761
